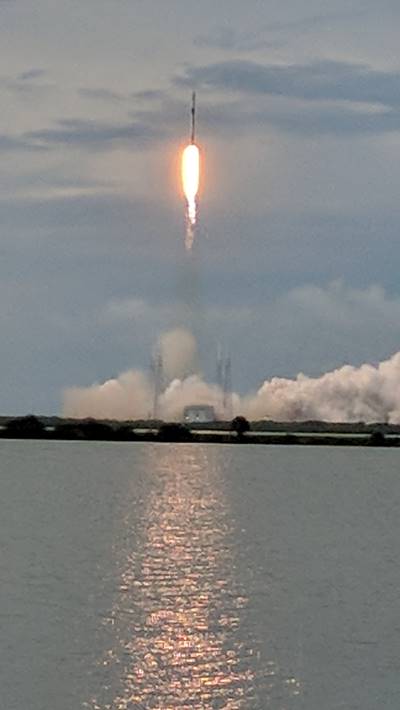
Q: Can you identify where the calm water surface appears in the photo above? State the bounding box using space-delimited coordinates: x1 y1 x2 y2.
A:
1 441 400 709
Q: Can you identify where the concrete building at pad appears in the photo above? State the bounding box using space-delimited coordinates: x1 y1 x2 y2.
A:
183 404 216 423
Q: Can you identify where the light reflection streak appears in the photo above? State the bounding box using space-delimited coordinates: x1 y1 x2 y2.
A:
87 446 303 709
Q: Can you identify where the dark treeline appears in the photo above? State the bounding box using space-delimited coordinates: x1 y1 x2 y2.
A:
0 415 398 447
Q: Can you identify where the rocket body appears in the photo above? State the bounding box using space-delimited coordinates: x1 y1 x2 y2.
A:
191 91 196 144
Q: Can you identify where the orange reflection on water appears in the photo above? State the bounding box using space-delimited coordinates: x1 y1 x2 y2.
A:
89 446 302 709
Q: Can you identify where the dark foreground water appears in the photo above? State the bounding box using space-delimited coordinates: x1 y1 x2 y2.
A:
1 441 400 709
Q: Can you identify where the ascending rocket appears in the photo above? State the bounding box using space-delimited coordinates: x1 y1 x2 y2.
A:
182 92 200 250
191 91 196 144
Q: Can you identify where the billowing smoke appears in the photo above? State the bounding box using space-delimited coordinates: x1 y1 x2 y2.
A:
64 370 153 420
161 376 228 421
63 329 400 423
244 352 400 423
158 328 197 381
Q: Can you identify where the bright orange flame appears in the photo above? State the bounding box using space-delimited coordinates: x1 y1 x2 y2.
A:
181 143 200 249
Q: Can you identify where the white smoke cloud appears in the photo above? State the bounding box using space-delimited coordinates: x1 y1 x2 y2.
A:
63 327 400 423
243 352 400 423
158 328 198 381
160 375 226 421
63 370 153 420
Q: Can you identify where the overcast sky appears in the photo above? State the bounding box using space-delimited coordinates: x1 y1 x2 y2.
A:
2 0 400 413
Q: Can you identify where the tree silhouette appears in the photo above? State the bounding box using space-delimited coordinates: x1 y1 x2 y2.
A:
231 416 250 439
158 423 193 442
6 415 45 438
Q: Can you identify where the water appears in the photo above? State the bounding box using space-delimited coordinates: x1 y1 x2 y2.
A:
1 441 400 709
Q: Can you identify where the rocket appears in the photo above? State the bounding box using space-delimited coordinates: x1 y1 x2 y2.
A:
190 91 196 144
182 92 200 249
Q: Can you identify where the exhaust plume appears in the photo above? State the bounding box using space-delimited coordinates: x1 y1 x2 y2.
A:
159 328 197 381
181 143 200 250
63 330 400 423
244 352 400 424
63 370 153 420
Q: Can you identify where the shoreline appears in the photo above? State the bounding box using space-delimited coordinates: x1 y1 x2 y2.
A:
0 430 396 447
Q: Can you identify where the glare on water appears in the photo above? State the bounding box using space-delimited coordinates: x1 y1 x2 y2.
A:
88 445 302 709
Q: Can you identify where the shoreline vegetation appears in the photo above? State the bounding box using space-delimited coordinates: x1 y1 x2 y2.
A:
0 415 397 446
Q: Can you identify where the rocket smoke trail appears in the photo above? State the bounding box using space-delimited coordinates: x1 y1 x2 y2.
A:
182 93 200 250
177 95 206 372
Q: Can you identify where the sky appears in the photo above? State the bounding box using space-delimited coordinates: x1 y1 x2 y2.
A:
2 0 400 414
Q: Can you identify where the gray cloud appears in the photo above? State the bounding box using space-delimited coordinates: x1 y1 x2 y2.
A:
0 68 54 98
17 68 46 82
265 9 368 35
179 96 400 137
6 63 395 157
194 27 282 52
78 87 166 106
132 89 166 102
262 103 400 137
0 134 48 152
194 11 366 52
78 87 126 103
0 192 154 235
27 117 163 150
176 59 400 109
0 82 170 154
171 58 400 136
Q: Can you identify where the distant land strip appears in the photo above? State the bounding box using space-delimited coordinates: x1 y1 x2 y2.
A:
0 415 397 447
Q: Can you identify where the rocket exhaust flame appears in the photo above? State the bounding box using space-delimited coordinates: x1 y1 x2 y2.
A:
182 143 200 250
181 92 200 250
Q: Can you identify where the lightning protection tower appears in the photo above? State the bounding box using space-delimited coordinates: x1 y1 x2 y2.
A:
223 355 233 420
151 349 164 420
216 346 233 419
